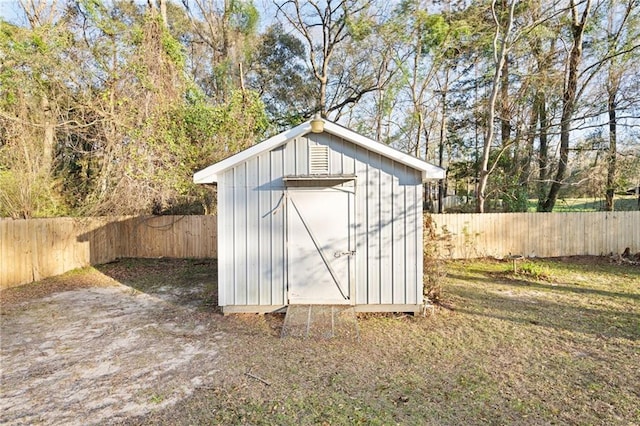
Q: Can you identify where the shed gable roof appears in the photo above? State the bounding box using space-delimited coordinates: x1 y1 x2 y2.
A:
193 119 445 183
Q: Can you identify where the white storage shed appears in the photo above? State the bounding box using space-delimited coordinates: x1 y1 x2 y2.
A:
194 118 445 314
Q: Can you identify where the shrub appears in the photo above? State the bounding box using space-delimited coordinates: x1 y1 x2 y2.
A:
423 215 452 307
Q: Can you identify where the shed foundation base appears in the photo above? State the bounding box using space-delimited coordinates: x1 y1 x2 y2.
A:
354 304 423 314
221 305 287 315
221 304 422 315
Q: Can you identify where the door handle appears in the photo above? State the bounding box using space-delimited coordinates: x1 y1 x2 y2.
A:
334 250 356 258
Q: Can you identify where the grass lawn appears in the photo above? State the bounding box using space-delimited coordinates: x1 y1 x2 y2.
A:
118 257 639 425
527 195 639 212
2 257 638 425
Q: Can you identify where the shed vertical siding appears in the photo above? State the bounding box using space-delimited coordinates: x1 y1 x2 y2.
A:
246 157 260 305
269 148 286 305
380 159 394 304
350 145 422 307
365 150 382 304
258 154 271 305
218 171 233 306
354 146 370 305
392 163 407 304
412 183 424 304
217 132 423 309
219 144 289 308
234 164 247 304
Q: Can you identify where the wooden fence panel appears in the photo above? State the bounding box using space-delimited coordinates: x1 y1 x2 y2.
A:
430 211 640 259
2 212 636 288
0 217 127 289
118 216 217 259
1 216 217 290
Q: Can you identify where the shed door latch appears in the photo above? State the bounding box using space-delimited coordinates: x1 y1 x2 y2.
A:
334 250 356 258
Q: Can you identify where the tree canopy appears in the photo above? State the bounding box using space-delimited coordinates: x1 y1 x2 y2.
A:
1 0 638 218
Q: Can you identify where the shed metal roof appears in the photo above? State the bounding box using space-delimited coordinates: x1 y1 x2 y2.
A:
193 119 446 184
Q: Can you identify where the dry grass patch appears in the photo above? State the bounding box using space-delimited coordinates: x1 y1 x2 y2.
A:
124 257 639 425
1 257 638 425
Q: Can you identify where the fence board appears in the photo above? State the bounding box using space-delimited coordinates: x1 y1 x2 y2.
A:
1 216 217 290
2 212 637 289
430 211 640 259
115 216 218 259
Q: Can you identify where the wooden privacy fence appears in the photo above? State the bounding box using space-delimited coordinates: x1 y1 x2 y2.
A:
0 216 217 289
429 211 640 259
2 212 639 289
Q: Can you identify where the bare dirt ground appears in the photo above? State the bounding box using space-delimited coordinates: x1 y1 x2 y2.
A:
1 257 638 425
0 260 227 426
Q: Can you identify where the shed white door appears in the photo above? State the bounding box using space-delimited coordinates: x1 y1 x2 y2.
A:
287 187 354 304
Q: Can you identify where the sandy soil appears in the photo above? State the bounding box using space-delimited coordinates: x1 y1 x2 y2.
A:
0 269 226 426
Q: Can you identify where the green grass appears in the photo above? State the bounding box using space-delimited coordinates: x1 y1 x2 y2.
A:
527 195 639 212
113 257 640 425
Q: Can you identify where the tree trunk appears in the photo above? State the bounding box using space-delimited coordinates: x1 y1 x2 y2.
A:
605 90 617 211
415 111 424 157
158 0 167 26
536 93 549 211
412 32 423 157
541 0 592 212
222 0 231 59
41 95 55 176
319 77 327 118
528 32 554 212
437 75 448 214
520 94 539 191
476 0 517 213
500 57 510 148
376 86 384 142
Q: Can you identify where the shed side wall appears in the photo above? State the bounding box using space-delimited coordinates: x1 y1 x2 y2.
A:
217 133 423 308
218 154 287 307
353 143 422 306
309 133 423 306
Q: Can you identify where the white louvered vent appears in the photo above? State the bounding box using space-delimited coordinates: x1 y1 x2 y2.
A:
309 145 330 174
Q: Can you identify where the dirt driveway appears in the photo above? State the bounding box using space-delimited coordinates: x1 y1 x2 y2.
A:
0 261 227 425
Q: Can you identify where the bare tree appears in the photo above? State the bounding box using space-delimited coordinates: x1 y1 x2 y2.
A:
17 0 62 177
476 0 518 213
602 0 639 210
540 0 593 211
275 0 383 118
181 0 259 100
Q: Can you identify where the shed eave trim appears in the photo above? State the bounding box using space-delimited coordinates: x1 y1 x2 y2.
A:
193 119 446 184
193 121 312 184
420 165 446 181
321 121 445 180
